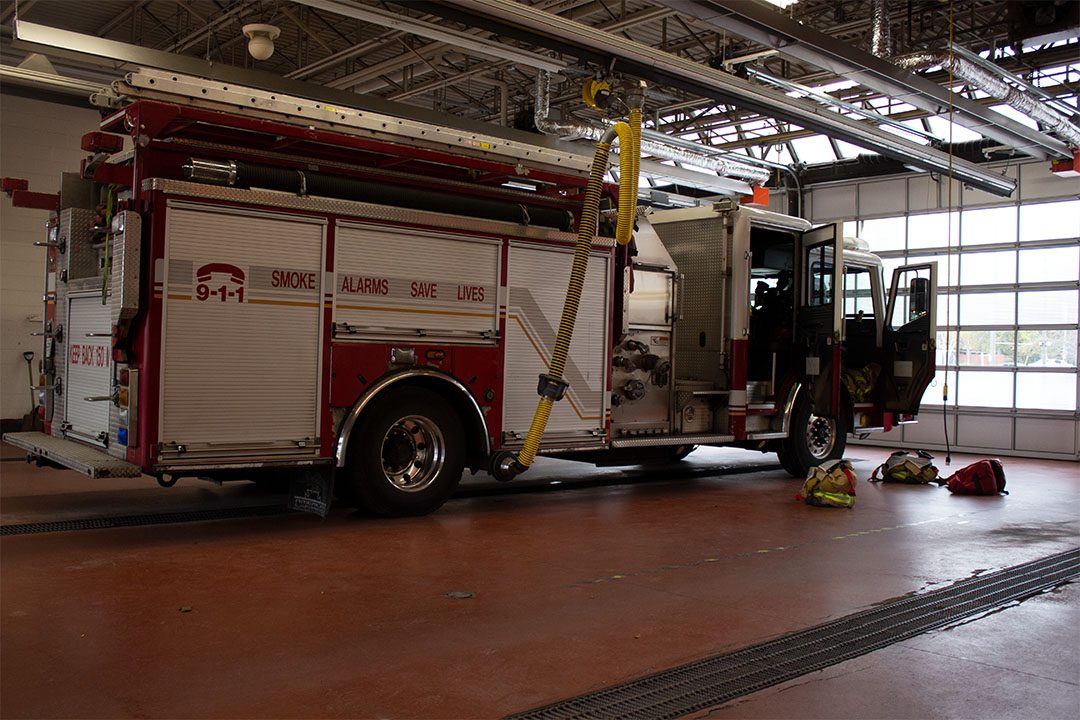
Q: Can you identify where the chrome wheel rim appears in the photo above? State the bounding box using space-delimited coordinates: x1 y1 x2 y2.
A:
805 413 837 460
380 415 445 492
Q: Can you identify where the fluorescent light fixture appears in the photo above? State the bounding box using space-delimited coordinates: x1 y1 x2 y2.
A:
502 180 538 191
0 64 104 95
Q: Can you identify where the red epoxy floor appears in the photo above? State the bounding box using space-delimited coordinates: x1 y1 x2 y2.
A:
1 443 1077 718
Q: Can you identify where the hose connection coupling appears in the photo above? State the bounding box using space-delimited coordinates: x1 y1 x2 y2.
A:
490 450 528 482
623 79 647 110
537 373 569 402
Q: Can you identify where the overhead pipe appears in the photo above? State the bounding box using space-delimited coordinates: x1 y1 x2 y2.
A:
892 52 1080 149
534 71 771 184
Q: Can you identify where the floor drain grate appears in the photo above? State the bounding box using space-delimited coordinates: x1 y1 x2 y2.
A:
0 505 292 536
509 547 1080 720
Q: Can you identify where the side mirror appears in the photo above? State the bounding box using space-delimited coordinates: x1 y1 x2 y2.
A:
909 277 930 320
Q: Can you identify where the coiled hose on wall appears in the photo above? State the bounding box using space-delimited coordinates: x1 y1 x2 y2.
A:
495 101 642 480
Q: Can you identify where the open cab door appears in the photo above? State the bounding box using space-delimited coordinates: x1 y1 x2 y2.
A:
796 223 842 417
883 262 937 413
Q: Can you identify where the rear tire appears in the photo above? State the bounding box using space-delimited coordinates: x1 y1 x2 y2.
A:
346 387 465 516
777 392 847 478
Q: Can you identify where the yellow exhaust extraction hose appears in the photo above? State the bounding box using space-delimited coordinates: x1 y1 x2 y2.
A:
507 91 643 476
612 118 636 247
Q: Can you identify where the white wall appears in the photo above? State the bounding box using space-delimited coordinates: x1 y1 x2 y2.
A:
0 93 101 422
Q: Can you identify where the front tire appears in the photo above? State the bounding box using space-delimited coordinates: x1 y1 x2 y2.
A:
346 387 465 516
777 392 847 478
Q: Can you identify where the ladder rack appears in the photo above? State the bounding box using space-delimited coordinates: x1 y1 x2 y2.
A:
93 69 593 182
92 69 750 198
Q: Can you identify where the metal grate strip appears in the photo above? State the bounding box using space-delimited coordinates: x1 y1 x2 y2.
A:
0 505 292 536
510 548 1080 720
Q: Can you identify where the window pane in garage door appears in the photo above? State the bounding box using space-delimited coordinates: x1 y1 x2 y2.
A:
960 292 1015 325
861 217 905 251
956 370 1013 407
1019 200 1080 242
920 369 956 406
908 211 959 250
1016 373 1077 410
961 206 1017 246
1018 246 1080 283
907 253 959 285
1017 329 1077 367
956 330 1015 366
937 292 958 327
1018 290 1078 325
961 250 1015 286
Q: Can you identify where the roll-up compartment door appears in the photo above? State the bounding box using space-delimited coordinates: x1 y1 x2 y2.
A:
65 293 112 446
334 223 500 343
159 202 325 462
503 242 610 444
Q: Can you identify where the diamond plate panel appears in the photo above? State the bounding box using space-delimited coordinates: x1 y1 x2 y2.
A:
654 216 729 387
110 211 141 325
60 208 100 281
3 431 141 478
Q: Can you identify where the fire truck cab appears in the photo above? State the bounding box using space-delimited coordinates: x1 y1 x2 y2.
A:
4 70 937 516
601 203 937 475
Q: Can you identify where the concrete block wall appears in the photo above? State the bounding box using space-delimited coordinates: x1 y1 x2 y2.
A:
1 94 101 423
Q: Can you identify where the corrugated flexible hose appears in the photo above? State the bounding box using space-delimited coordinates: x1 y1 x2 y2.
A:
511 106 641 474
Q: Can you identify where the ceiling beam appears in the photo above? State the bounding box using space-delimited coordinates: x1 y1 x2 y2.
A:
0 0 35 27
286 28 405 80
422 0 1017 196
277 5 334 54
360 3 674 99
94 0 150 38
327 40 445 90
656 0 1069 159
161 3 248 54
293 0 565 73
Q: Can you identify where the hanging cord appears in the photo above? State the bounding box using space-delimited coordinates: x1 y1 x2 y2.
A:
942 0 955 465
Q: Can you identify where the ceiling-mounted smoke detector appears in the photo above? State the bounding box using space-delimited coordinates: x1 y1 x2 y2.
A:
242 23 280 61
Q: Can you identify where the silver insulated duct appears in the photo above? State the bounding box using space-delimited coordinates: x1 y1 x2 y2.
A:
534 71 771 184
893 52 1080 149
870 0 891 58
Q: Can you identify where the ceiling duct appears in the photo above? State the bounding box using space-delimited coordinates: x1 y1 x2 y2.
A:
891 52 1080 149
869 5 1080 149
870 0 891 58
534 71 772 184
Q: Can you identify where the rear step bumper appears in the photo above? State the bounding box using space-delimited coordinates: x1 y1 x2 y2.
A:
2 432 142 478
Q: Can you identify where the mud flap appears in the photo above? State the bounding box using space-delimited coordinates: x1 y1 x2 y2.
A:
288 468 334 517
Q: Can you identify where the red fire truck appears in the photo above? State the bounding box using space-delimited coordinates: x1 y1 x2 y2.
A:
5 70 936 515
